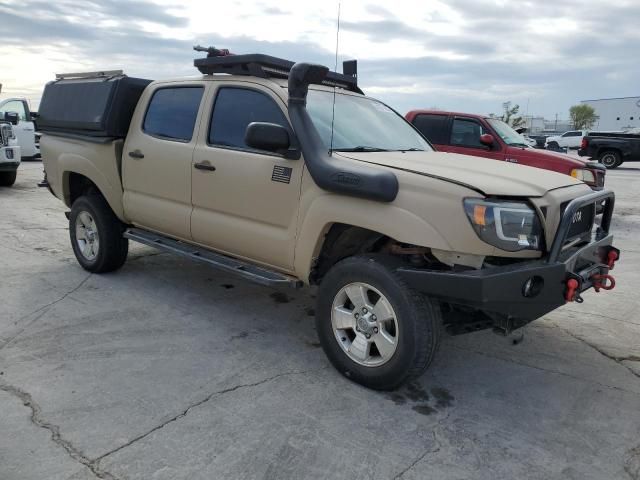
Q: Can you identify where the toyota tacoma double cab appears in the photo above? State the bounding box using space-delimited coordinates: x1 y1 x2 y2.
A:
39 50 620 390
406 110 606 189
0 112 21 186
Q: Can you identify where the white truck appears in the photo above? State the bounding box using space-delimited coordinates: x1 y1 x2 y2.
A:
0 98 40 160
0 113 21 186
545 130 588 150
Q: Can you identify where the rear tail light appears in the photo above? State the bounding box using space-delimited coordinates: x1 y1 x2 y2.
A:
581 137 588 150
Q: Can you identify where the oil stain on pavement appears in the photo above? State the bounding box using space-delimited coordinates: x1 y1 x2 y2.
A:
388 382 455 416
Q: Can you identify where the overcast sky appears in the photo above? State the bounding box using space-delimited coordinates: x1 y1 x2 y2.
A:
0 0 638 119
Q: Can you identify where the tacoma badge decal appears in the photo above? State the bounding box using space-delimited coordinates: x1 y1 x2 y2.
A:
271 165 292 184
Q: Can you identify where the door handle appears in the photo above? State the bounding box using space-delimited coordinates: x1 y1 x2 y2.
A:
194 162 216 172
128 150 144 159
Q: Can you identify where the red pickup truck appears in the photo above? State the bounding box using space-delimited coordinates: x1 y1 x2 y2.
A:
406 110 606 190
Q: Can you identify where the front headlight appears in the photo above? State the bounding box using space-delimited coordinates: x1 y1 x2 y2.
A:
571 168 596 185
463 198 543 251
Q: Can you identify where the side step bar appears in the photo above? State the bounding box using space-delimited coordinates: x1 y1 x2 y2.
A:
124 228 303 289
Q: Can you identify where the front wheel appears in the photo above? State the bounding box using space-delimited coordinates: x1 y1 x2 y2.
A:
316 255 442 390
599 150 621 169
0 170 17 187
69 195 129 273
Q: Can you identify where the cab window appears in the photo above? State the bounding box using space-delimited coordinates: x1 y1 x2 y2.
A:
143 87 204 142
209 87 289 151
0 100 27 121
412 114 449 144
450 118 485 147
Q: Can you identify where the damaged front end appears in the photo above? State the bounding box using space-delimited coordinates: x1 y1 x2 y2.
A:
396 190 619 335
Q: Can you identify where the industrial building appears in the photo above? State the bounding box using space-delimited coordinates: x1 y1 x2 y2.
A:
581 96 640 131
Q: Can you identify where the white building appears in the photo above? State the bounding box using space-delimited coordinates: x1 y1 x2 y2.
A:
581 96 640 131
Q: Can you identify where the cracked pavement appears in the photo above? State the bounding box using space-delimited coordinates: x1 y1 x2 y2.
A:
1 162 640 479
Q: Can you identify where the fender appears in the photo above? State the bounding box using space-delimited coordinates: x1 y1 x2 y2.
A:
42 135 127 221
293 193 452 281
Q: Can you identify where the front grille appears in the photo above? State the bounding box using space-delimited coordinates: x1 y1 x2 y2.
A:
562 202 595 241
0 124 11 147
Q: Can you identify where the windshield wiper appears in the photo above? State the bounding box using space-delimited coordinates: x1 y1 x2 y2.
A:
508 142 529 147
398 148 424 151
333 146 389 152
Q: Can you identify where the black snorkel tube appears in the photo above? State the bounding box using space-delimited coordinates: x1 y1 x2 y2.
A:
287 62 399 203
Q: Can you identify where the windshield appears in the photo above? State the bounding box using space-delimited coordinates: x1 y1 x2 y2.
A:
486 118 529 147
306 90 432 152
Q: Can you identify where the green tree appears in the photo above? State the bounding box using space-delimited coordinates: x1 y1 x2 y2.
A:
490 101 525 128
569 104 597 130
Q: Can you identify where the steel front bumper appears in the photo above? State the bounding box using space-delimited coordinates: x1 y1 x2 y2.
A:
397 190 618 323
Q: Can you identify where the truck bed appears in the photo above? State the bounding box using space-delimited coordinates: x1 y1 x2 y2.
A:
41 134 127 219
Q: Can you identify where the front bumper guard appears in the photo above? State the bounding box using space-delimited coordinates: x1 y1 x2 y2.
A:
397 190 618 323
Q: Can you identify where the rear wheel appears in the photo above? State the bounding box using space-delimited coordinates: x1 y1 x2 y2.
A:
0 170 17 186
599 150 621 169
316 255 442 390
69 195 128 273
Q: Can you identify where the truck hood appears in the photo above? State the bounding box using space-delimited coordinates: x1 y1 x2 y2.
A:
335 150 583 197
530 147 587 166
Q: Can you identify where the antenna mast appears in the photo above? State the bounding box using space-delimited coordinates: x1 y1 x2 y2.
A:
329 2 341 155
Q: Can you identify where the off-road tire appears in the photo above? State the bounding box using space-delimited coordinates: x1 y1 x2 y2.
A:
599 150 622 169
316 254 442 391
69 195 128 273
0 170 17 186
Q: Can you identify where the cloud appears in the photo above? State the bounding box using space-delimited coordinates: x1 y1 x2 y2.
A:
0 0 638 119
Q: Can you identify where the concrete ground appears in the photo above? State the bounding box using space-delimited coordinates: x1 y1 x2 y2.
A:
1 162 639 480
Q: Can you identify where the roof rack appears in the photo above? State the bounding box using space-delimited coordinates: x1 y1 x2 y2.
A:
194 50 361 94
55 70 124 80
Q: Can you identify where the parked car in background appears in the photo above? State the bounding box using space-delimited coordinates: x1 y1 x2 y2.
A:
528 134 550 149
0 98 40 160
579 131 640 168
545 130 587 150
0 113 21 186
405 110 605 189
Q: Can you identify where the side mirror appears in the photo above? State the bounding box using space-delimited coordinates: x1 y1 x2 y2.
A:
245 122 295 157
479 133 494 147
4 111 19 125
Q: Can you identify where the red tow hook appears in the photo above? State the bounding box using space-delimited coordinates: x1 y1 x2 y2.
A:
591 274 616 292
565 278 580 302
606 250 619 270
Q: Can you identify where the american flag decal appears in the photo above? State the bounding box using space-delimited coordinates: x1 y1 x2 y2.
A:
271 165 292 184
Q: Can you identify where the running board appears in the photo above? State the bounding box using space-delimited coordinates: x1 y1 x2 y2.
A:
124 228 302 289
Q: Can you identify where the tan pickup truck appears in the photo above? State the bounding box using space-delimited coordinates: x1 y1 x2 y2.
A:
39 51 620 390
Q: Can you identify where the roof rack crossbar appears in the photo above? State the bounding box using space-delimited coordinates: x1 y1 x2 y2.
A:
194 54 362 93
55 70 124 80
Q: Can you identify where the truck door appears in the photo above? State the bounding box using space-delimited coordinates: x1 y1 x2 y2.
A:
191 83 303 271
446 117 504 161
122 83 206 240
0 99 37 158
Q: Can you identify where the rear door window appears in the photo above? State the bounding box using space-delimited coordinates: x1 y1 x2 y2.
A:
412 114 449 144
450 118 485 147
143 87 204 142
